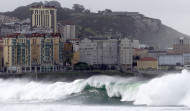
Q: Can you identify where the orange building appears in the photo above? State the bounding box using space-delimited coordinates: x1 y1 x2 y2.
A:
64 42 73 53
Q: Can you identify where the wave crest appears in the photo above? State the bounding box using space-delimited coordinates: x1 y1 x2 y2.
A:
0 70 190 107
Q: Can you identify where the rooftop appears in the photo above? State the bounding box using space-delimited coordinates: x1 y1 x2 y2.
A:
139 57 157 61
30 5 56 9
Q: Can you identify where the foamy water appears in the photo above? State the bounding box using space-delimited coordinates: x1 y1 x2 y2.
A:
0 70 190 111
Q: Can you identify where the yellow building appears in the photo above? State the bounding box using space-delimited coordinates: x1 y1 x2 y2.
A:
0 39 3 70
137 57 158 70
30 6 57 33
3 33 64 73
72 52 79 66
0 48 3 70
3 33 31 73
30 34 42 67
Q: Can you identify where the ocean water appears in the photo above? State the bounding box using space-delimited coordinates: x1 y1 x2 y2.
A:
0 70 190 111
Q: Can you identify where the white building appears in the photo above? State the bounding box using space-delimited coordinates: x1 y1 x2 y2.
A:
63 25 76 41
79 38 118 67
132 39 139 49
119 38 133 69
79 37 133 69
183 53 190 65
79 38 98 65
158 54 183 66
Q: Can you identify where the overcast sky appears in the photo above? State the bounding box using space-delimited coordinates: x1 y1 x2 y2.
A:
1 0 190 35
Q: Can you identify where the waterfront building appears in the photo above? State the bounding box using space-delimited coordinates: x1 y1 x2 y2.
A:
79 37 133 70
69 39 80 66
30 6 57 33
183 53 190 65
158 54 183 66
3 33 31 73
136 57 158 70
72 51 80 66
79 37 119 68
119 38 133 70
0 39 3 70
173 37 190 54
3 33 64 73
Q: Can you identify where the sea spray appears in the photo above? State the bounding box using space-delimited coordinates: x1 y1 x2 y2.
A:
134 70 190 106
0 76 140 101
0 70 190 107
0 79 85 100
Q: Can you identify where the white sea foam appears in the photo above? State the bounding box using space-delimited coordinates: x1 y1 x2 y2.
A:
0 70 190 107
134 70 190 106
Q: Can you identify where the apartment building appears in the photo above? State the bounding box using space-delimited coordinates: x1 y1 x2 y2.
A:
3 33 64 73
79 37 133 70
119 38 133 69
158 54 184 66
63 25 76 41
173 37 190 54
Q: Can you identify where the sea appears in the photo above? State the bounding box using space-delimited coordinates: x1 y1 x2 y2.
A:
0 70 190 111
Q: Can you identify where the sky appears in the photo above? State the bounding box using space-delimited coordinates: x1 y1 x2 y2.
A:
0 0 190 35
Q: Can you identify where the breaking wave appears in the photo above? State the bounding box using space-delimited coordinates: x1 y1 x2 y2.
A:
0 70 190 106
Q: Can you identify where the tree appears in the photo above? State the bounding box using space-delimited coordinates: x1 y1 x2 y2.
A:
105 9 112 13
74 62 90 71
84 9 90 14
72 4 85 13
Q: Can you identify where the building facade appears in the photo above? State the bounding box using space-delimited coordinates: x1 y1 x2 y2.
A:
137 57 158 70
79 37 133 70
132 40 139 49
63 25 76 41
3 33 64 73
0 39 3 70
119 38 133 70
133 48 148 59
79 38 119 67
3 34 31 73
30 6 57 33
183 53 190 65
173 37 190 54
158 54 183 66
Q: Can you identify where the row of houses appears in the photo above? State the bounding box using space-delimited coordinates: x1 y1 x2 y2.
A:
2 32 190 73
0 35 140 73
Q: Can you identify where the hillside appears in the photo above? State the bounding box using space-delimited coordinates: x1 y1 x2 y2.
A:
1 1 189 49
